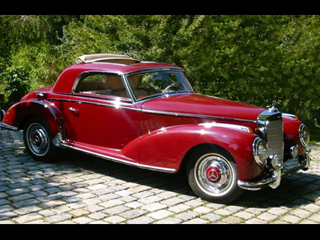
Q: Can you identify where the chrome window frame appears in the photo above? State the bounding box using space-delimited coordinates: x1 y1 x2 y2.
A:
123 68 194 103
71 71 133 104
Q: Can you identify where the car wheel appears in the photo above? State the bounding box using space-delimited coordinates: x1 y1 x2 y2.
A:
23 118 56 162
187 146 243 204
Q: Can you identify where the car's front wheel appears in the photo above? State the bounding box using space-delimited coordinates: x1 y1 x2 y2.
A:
23 117 56 162
187 146 243 204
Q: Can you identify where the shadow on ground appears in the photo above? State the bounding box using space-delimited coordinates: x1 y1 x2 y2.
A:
49 148 320 209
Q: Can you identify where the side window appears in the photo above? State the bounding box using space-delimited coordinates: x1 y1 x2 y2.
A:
75 73 130 99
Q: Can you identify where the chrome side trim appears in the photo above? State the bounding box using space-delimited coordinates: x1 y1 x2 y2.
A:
0 122 19 131
124 67 183 75
48 98 257 123
199 122 252 133
59 142 177 174
141 109 257 123
48 98 138 111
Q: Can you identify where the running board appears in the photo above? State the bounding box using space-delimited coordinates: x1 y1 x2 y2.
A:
53 133 176 174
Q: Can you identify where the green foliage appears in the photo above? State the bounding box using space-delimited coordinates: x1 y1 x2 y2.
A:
1 15 320 129
0 66 30 108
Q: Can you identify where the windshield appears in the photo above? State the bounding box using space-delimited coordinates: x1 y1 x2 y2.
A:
126 70 193 101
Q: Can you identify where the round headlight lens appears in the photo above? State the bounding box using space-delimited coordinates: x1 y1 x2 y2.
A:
253 137 268 166
299 124 310 147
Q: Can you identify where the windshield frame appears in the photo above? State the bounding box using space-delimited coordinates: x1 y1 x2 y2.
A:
124 68 194 103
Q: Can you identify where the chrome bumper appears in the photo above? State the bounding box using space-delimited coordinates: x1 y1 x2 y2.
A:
238 149 311 191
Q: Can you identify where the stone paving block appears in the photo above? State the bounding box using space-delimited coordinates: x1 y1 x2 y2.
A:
125 201 143 209
222 216 243 224
168 204 191 213
14 213 43 224
160 197 185 206
88 212 106 220
193 206 212 214
69 208 90 217
141 202 167 212
267 207 288 215
309 213 320 223
147 210 173 220
104 215 126 224
126 216 154 224
72 216 93 224
154 217 183 224
183 218 209 224
39 200 66 209
291 209 312 218
120 209 147 219
201 213 221 222
45 213 73 223
280 214 301 224
245 218 267 224
0 211 17 220
175 211 200 221
257 212 278 222
14 205 42 215
104 205 129 215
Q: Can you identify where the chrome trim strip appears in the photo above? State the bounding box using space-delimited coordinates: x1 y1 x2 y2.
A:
141 109 257 123
199 122 252 132
0 122 19 131
48 97 257 123
48 98 138 112
59 142 176 173
124 67 183 75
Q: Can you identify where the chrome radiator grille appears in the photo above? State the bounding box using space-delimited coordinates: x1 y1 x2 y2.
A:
258 109 284 165
266 118 284 164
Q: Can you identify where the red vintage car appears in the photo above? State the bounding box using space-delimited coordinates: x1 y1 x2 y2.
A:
0 54 312 203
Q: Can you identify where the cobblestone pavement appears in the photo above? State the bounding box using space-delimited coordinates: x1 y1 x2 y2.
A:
1 130 320 224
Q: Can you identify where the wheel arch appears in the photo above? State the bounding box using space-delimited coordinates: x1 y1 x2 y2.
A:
5 100 66 139
179 143 235 174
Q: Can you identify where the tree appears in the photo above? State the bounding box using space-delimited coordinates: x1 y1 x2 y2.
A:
1 15 320 123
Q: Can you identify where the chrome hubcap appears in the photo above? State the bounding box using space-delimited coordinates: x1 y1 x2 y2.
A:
195 154 233 196
27 123 49 156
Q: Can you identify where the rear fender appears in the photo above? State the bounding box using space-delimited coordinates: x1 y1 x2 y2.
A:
138 123 261 181
2 100 65 138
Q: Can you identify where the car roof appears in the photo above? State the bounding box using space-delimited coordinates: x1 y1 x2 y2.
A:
52 55 183 94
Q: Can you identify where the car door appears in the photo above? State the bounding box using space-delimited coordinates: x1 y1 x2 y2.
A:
61 72 140 160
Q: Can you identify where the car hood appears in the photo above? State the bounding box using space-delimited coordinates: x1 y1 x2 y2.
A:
141 93 265 122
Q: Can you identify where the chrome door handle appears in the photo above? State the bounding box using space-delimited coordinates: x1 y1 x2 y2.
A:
69 107 79 116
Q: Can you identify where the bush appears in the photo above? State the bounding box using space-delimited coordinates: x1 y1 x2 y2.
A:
0 66 30 109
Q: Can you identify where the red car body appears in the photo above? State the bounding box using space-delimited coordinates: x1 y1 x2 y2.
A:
0 54 312 203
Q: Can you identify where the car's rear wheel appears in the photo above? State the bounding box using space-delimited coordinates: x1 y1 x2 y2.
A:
23 118 56 162
187 146 243 204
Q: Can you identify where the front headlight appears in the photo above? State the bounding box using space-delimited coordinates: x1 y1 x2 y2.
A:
299 124 310 147
253 137 268 166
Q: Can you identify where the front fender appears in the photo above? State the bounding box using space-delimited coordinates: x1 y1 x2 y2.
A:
139 123 261 181
2 99 65 138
